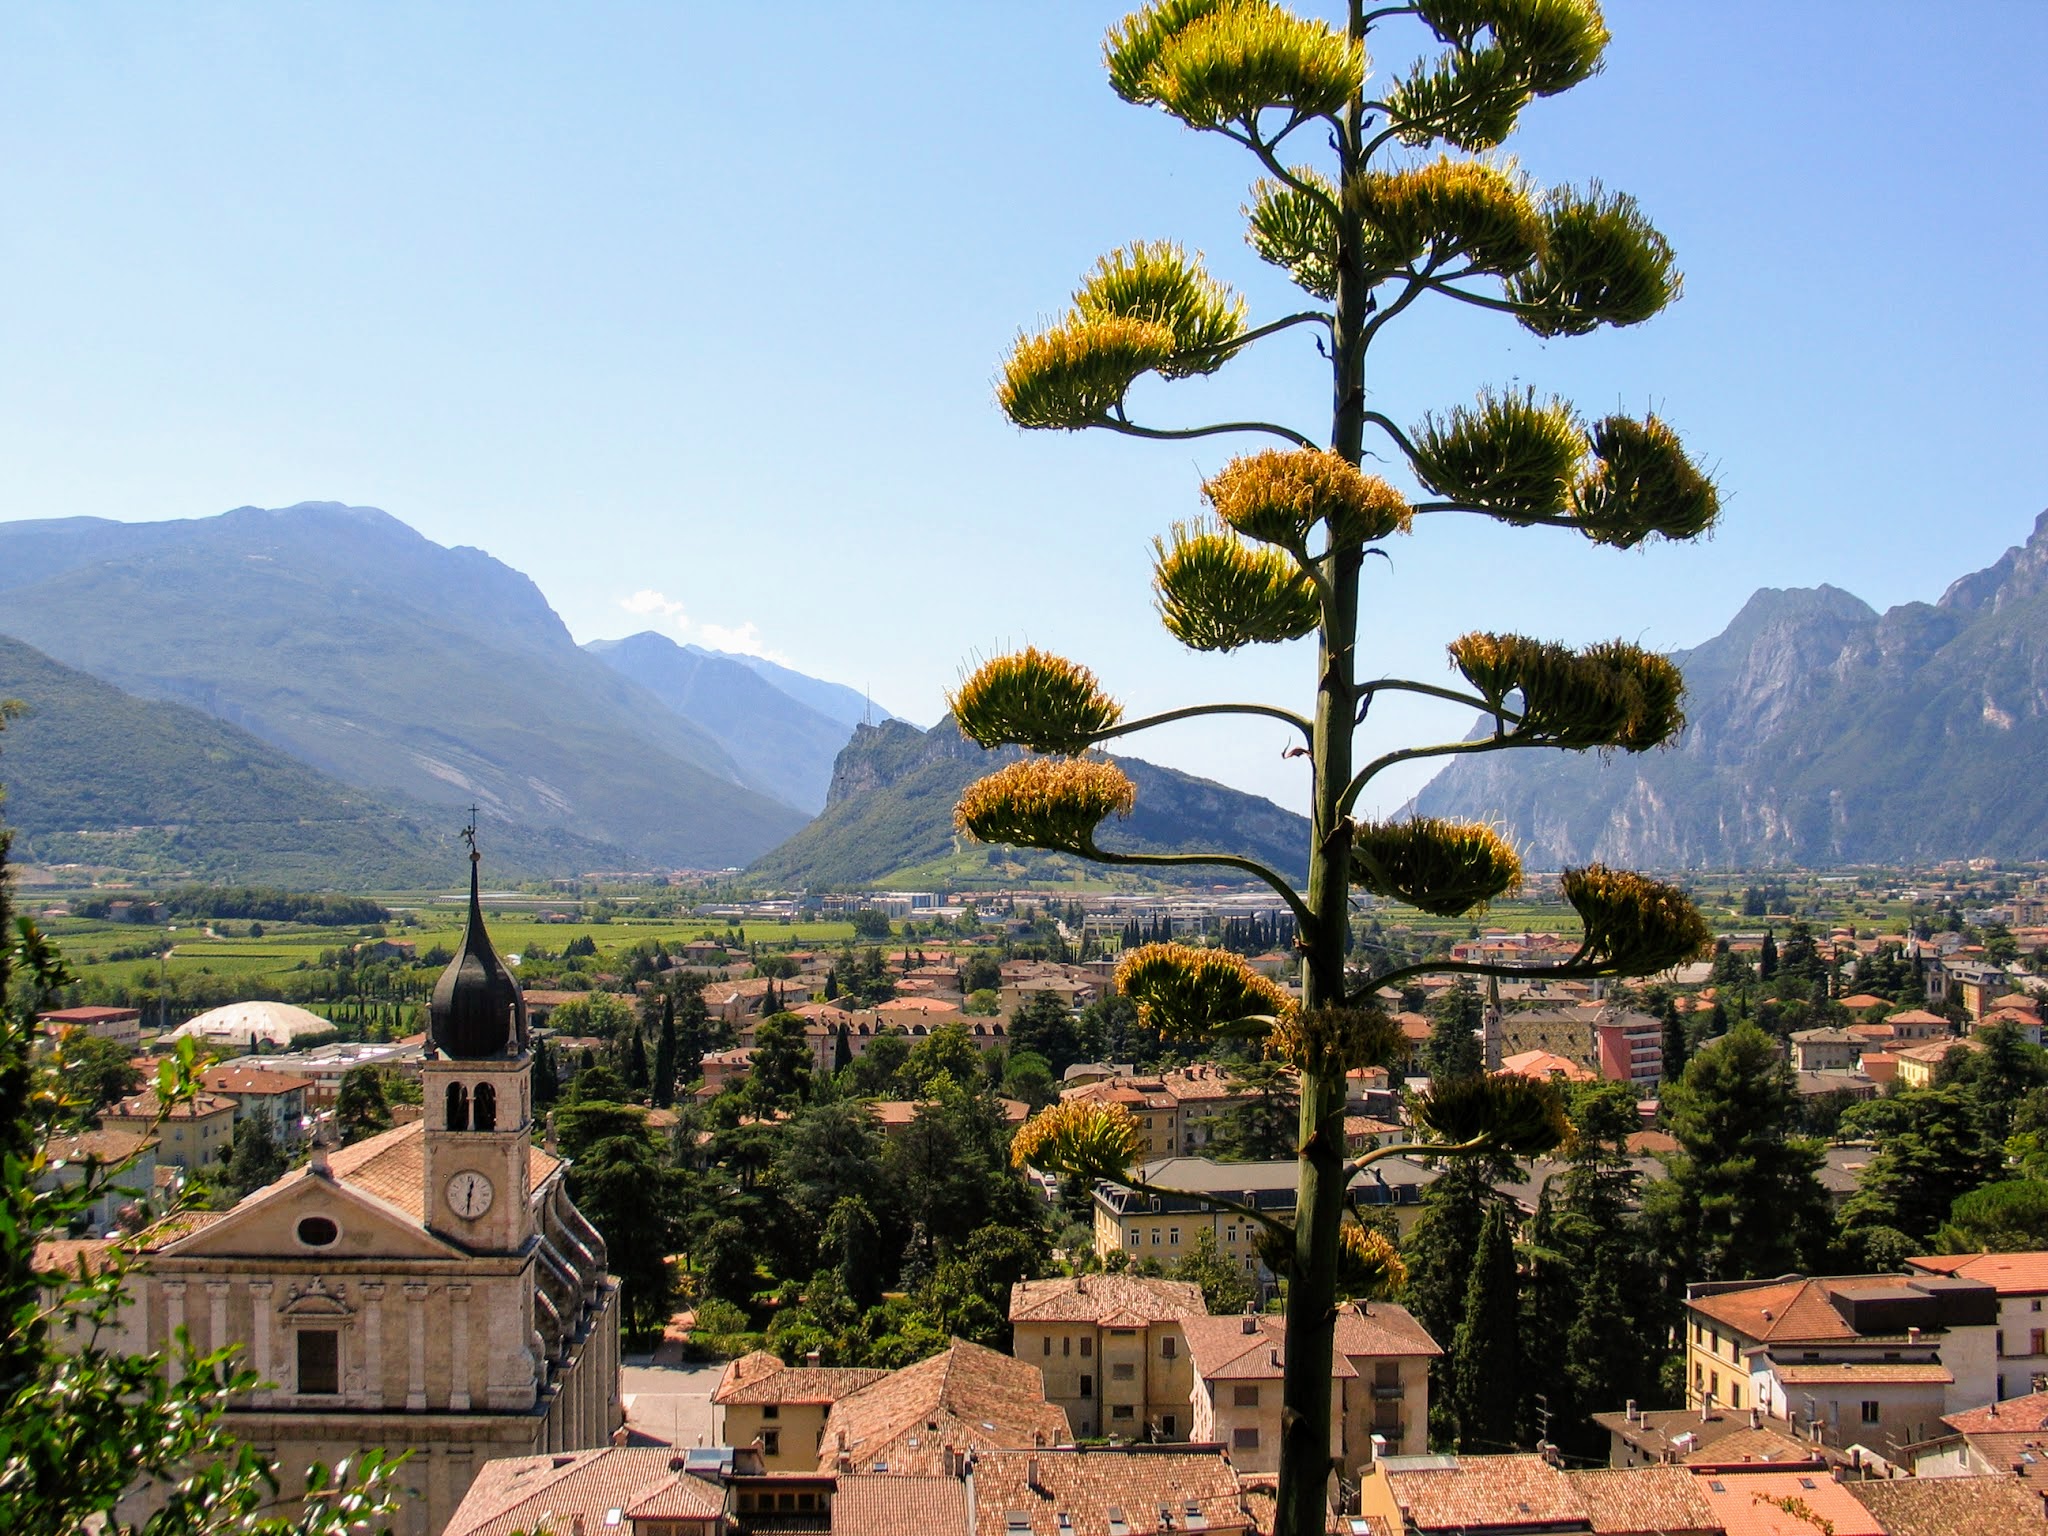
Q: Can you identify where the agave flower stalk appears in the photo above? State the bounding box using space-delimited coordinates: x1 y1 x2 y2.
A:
965 5 1718 1531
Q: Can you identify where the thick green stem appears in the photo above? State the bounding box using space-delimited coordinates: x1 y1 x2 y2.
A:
1276 10 1371 1532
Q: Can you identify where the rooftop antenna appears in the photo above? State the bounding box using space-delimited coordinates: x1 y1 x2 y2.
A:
864 687 874 727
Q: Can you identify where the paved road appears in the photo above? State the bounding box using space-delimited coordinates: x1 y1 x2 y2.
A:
621 1360 723 1449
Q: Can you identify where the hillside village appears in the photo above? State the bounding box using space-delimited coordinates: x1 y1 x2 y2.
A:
19 860 2048 1535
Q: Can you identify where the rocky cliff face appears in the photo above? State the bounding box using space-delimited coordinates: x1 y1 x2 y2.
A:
1412 511 2048 867
750 716 1311 889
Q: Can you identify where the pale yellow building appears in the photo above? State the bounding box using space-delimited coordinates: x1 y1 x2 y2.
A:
100 1088 237 1169
711 1352 886 1470
1008 1274 1206 1440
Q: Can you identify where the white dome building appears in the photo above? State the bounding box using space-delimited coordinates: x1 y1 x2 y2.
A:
169 999 336 1051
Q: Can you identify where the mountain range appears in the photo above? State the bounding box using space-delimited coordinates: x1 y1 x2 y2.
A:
1413 508 2048 868
746 716 1311 890
0 504 823 871
0 502 1298 889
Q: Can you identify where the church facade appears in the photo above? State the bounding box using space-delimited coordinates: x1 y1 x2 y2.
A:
121 850 621 1534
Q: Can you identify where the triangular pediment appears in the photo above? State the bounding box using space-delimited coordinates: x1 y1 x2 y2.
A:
157 1165 464 1263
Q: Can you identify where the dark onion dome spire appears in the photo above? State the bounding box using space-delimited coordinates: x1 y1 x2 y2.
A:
429 837 527 1059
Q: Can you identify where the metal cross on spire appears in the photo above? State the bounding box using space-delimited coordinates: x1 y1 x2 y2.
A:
462 806 480 857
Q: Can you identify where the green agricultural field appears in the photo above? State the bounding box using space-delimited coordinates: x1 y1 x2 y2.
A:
42 907 864 996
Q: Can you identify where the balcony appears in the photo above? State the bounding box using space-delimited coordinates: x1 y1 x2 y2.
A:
1371 1384 1405 1400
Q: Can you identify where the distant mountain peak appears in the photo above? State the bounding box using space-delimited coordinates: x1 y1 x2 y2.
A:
1414 508 2048 867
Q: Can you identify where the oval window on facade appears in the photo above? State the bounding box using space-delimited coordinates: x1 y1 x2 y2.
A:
296 1215 339 1247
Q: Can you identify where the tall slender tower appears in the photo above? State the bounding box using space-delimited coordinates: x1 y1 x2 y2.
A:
421 833 536 1254
1482 974 1504 1073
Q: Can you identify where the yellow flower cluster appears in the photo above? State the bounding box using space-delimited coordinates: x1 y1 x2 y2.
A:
954 757 1137 857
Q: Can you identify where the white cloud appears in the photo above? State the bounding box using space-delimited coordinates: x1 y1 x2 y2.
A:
613 590 790 663
619 589 688 626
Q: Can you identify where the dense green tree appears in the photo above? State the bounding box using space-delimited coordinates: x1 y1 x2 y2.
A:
570 1062 628 1105
1010 991 1085 1075
547 989 635 1041
1422 982 1484 1083
840 1031 910 1098
1168 1229 1255 1316
903 1021 981 1094
652 995 678 1109
569 1119 685 1336
1402 1159 1497 1352
626 1024 650 1091
532 1037 561 1109
1000 1049 1059 1109
1209 1057 1300 1161
1658 994 1688 1085
554 1098 652 1160
1758 931 1778 980
743 1011 813 1112
775 1100 895 1257
825 1195 886 1310
223 1114 287 1199
1451 1202 1522 1451
42 1030 143 1122
1643 1025 1829 1287
1941 1022 2048 1143
1842 1085 2001 1245
1933 1180 2048 1253
332 1064 392 1144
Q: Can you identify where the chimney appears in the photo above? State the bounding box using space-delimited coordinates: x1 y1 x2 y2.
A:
1028 1456 1041 1490
1242 1316 1258 1335
1625 1399 1638 1423
1075 1275 1086 1295
806 1349 821 1367
1908 1326 1922 1345
611 1423 629 1447
1750 1407 1761 1430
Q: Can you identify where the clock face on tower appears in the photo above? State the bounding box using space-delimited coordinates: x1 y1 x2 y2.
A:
446 1170 495 1220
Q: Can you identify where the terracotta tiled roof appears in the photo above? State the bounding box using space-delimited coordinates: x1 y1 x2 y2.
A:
1940 1386 2048 1435
323 1121 560 1221
1499 1049 1597 1082
1686 1276 1939 1344
1335 1302 1442 1360
46 1128 156 1163
1908 1251 2048 1295
713 1362 887 1406
1182 1314 1360 1381
442 1447 726 1536
1837 995 1891 1010
1387 1454 1584 1531
1566 1466 1721 1534
1681 1426 1816 1465
1847 1475 2046 1536
200 1066 313 1095
1008 1275 1205 1325
1887 1009 1950 1026
832 1473 968 1536
1771 1361 1951 1385
716 1350 787 1398
969 1447 1250 1536
103 1090 237 1122
1689 1466 1883 1536
33 1236 119 1274
819 1338 1069 1474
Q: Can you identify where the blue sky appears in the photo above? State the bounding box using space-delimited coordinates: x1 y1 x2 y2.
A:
3 3 2044 815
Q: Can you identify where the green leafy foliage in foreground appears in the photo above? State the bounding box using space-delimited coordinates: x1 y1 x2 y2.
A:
1 781 404 1529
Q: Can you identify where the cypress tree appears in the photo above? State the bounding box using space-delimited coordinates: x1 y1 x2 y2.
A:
1451 1201 1522 1452
627 1028 649 1091
652 995 677 1109
1759 930 1778 980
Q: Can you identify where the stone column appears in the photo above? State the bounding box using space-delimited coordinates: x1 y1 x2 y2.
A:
206 1280 230 1360
162 1281 187 1378
248 1282 274 1401
404 1283 429 1411
360 1283 385 1409
447 1285 472 1411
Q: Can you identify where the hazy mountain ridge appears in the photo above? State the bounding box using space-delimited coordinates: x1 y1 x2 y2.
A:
747 716 1311 890
0 634 635 885
1412 509 2048 867
585 632 880 814
0 504 806 869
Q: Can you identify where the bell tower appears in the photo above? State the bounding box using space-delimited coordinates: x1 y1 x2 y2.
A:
422 825 535 1254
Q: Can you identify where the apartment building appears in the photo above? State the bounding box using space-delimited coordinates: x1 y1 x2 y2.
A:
1007 1275 1205 1440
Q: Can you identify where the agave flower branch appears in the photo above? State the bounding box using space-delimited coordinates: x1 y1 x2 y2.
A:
969 4 1715 1530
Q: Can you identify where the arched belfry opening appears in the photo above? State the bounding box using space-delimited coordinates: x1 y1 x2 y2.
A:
446 1081 470 1131
473 1081 497 1132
